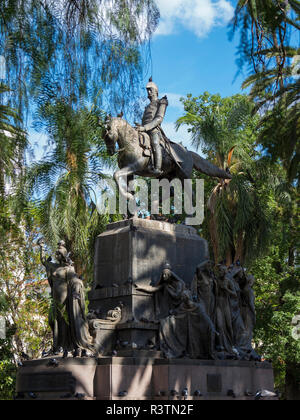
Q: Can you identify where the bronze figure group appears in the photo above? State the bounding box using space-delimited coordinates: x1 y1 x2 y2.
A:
192 261 260 361
137 262 260 361
38 238 260 361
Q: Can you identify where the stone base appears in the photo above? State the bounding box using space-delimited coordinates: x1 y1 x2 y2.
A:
89 219 209 354
16 357 275 400
91 321 160 355
92 218 209 292
16 357 97 400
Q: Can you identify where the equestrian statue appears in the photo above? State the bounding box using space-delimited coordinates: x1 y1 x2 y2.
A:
104 78 231 202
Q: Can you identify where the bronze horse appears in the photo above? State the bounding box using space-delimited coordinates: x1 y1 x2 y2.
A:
104 116 231 202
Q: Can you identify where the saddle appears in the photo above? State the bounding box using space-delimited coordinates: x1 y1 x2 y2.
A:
138 132 157 159
138 131 183 166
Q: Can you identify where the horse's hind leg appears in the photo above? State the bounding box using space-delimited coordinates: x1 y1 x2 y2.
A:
126 175 138 219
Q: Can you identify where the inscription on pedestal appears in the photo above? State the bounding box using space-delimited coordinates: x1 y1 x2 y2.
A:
17 372 75 394
207 374 222 393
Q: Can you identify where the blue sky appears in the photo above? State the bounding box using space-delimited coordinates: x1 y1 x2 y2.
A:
147 0 246 149
29 0 247 160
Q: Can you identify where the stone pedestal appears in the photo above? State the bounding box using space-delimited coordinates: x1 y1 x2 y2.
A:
16 358 276 400
16 218 277 401
89 219 209 354
95 358 275 400
16 358 97 400
92 219 208 292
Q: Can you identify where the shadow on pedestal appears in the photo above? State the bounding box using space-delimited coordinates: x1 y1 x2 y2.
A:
16 357 276 400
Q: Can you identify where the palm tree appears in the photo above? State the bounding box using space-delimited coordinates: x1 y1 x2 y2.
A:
242 59 300 183
231 0 300 84
26 100 116 281
231 0 300 184
230 0 299 271
231 3 300 399
176 93 273 266
0 83 27 195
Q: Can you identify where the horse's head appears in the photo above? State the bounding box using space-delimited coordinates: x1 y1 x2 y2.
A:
104 114 136 156
104 115 118 156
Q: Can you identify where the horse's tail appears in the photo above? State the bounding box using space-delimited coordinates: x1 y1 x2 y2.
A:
191 151 232 179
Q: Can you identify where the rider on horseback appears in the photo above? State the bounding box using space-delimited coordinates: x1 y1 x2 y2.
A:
136 78 168 176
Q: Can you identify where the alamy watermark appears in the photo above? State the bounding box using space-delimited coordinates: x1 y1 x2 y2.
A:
0 316 6 340
97 178 205 226
291 55 300 77
0 55 6 80
291 315 300 341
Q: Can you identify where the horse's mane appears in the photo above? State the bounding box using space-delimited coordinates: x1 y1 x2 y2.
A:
112 117 137 135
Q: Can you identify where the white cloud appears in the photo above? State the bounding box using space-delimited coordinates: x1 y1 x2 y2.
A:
162 93 184 111
162 122 191 148
27 131 49 162
155 0 234 38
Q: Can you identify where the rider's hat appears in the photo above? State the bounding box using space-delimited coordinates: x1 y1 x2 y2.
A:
163 263 172 271
146 77 159 94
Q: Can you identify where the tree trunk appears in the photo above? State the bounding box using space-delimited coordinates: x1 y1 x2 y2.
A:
272 31 284 90
209 214 219 265
226 249 233 267
234 231 244 265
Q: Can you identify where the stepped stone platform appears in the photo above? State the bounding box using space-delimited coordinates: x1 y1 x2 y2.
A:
16 357 275 400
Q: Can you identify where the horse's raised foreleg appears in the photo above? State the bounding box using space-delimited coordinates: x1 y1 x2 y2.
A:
114 167 136 202
115 168 141 219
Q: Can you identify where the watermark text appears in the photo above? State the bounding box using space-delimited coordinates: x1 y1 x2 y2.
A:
292 315 300 341
0 317 6 340
97 177 204 226
0 56 6 80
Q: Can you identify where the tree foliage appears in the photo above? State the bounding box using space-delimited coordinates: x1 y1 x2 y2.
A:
0 0 160 119
24 98 118 280
229 1 300 397
231 0 300 185
177 90 299 398
0 220 52 400
252 247 300 398
177 93 274 266
231 0 300 82
0 329 16 400
0 83 27 195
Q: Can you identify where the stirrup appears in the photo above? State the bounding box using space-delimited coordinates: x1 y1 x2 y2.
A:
152 167 163 176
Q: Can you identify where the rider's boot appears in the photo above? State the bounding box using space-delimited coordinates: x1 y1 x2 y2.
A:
151 133 163 175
